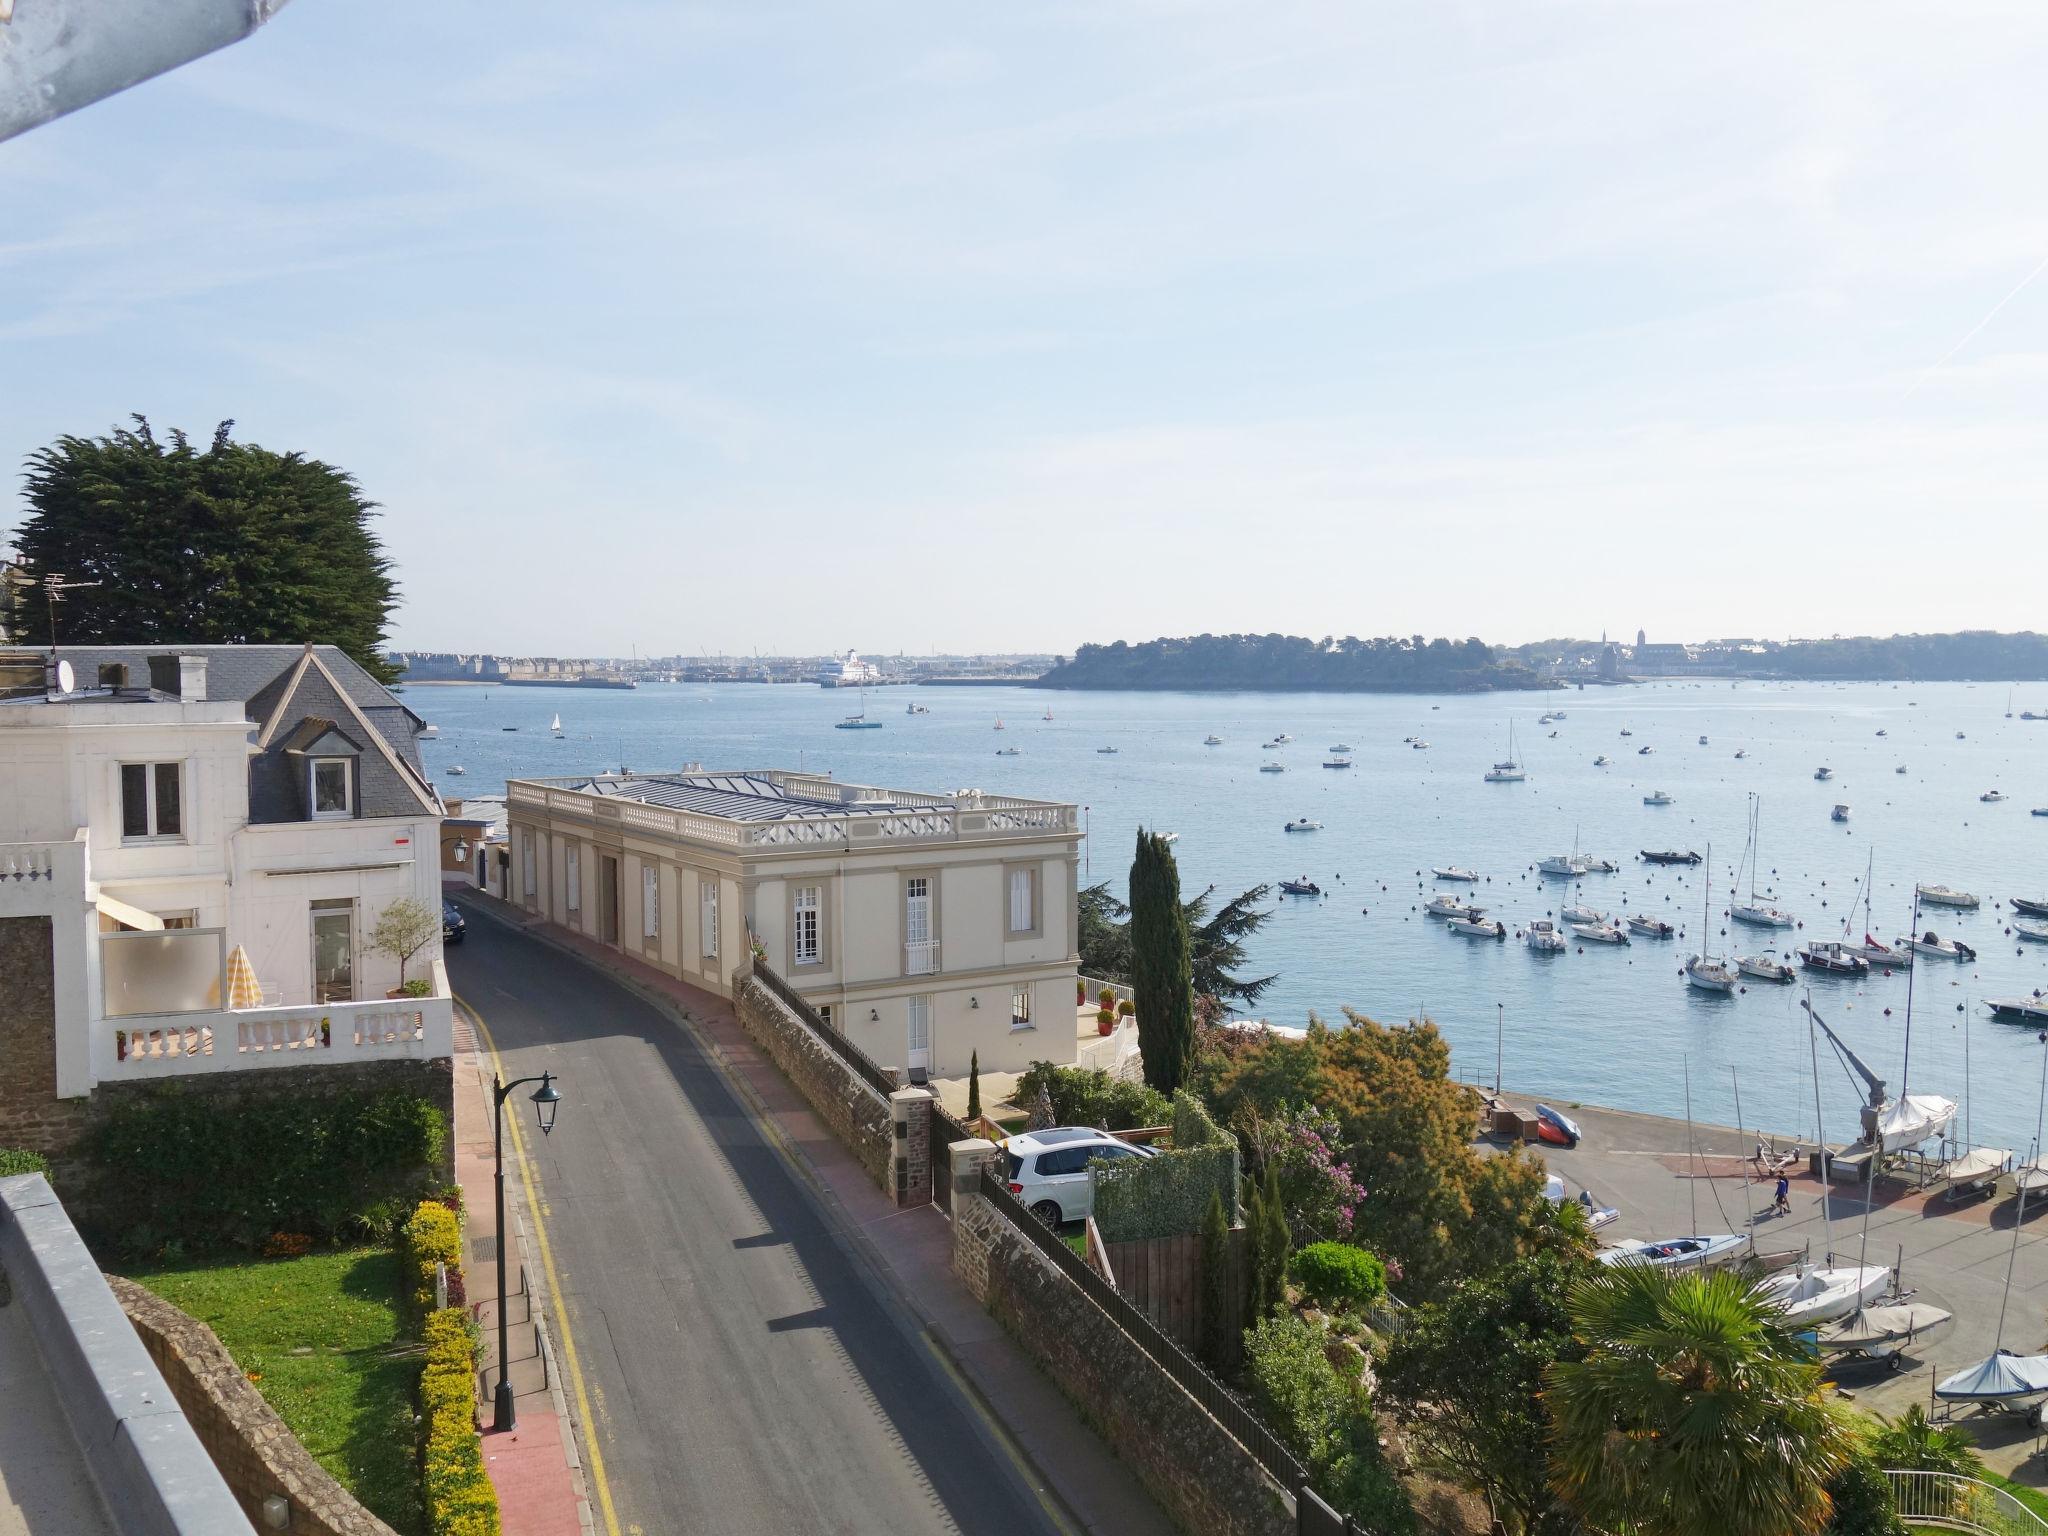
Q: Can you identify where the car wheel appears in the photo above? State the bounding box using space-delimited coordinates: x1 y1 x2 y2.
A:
1031 1200 1063 1227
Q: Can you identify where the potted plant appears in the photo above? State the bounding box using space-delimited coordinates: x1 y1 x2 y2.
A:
1076 979 1086 1006
1117 998 1135 1020
1099 987 1116 1011
1096 1006 1115 1036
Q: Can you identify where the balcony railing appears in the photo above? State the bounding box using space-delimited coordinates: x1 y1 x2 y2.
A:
905 940 940 976
1885 1470 2048 1534
103 980 453 1079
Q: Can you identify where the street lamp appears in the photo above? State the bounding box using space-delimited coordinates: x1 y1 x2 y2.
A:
452 836 470 864
492 1070 561 1433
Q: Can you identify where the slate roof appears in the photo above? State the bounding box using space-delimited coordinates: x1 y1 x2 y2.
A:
568 772 916 822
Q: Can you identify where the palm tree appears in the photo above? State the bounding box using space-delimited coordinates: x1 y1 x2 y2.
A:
1545 1264 1853 1536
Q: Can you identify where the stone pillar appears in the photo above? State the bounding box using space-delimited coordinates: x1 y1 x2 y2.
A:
948 1136 999 1198
890 1086 934 1208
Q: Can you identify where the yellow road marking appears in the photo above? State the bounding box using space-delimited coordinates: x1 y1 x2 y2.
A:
458 991 625 1536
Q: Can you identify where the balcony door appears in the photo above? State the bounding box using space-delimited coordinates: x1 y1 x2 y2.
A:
905 875 934 975
311 900 355 1003
907 995 932 1076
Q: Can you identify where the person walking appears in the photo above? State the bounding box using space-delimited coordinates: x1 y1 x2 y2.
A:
1773 1174 1791 1216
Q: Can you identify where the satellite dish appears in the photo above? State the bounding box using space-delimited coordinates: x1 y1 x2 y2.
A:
53 659 75 695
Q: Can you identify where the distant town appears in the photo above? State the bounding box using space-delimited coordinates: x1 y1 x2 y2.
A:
389 647 1062 688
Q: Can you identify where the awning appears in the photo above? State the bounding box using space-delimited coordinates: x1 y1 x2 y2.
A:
94 893 163 931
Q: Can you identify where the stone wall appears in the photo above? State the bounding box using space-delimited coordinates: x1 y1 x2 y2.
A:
733 973 894 1193
953 1191 1293 1536
0 916 92 1155
110 1276 400 1536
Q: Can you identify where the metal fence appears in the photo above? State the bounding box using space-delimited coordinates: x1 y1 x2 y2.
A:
1885 1470 2048 1534
750 961 898 1099
978 1174 1310 1496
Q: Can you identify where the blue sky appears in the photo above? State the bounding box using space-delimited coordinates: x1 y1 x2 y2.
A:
5 2 2047 656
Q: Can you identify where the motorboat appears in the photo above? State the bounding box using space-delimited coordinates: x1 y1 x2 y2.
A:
1816 1303 1955 1362
1535 1105 1582 1146
447 765 468 777
1736 951 1796 983
1875 728 1888 737
1095 745 1118 754
1797 940 1870 976
1637 746 1655 756
1279 877 1321 897
1935 1351 2048 1414
1698 734 1709 746
1561 904 1606 925
1846 934 1912 969
1581 856 1621 874
1943 1146 2010 1201
1597 1233 1747 1270
1619 728 1633 737
1261 738 1287 749
1956 730 1967 739
1524 919 1568 952
1569 920 1630 945
1448 916 1507 940
1756 1265 1891 1327
1627 915 1675 938
996 746 1022 756
1328 743 1352 753
1538 853 1588 877
1160 832 1180 844
2015 897 2048 918
501 725 519 732
1272 733 1294 743
2034 808 2048 817
906 703 929 714
1202 734 1222 745
1425 894 1484 920
1981 789 2007 803
1895 763 1907 774
1593 754 1613 766
1642 790 1674 806
1410 740 1430 750
1814 766 1833 781
1902 930 1976 961
1640 849 1701 865
1734 748 1748 759
1283 817 1322 832
1989 996 2048 1025
1322 756 1353 769
1831 803 1851 821
1732 901 1796 928
2014 920 2048 943
1431 866 1480 882
1258 762 1285 773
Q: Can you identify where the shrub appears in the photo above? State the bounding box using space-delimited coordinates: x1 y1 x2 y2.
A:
1244 1313 1415 1534
1867 1403 1981 1480
0 1148 51 1180
398 978 434 999
1198 1190 1237 1371
403 1200 463 1313
1117 998 1135 1018
1014 1061 1170 1130
967 1051 981 1121
1824 1453 1906 1536
1092 1107 1241 1242
86 1084 445 1256
262 1232 314 1260
1099 988 1117 1009
1171 1089 1229 1149
1097 1007 1115 1027
1292 1242 1387 1313
419 1307 499 1536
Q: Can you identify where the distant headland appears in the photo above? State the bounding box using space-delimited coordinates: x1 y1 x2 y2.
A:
1032 634 1558 693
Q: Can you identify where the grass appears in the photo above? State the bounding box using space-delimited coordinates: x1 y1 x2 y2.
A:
127 1248 426 1536
1985 1468 2048 1520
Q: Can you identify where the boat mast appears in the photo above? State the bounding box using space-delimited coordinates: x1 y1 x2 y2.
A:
1993 1034 2047 1352
1900 894 1921 1102
1701 842 1714 963
1684 1056 1699 1234
1732 1066 1755 1252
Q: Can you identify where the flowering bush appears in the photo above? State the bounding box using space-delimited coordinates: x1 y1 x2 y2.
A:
1255 1107 1365 1241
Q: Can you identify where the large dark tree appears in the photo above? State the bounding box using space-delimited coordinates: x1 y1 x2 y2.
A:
1129 829 1196 1096
10 417 398 680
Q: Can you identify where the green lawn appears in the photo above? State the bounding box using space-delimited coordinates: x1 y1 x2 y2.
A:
1986 1469 2048 1520
127 1248 426 1536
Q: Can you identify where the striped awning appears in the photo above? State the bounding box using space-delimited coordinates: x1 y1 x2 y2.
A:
225 945 264 1010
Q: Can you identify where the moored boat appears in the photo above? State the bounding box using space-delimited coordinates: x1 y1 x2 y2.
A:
1202 733 1222 745
1916 883 1979 909
1593 754 1613 766
1283 817 1322 832
2015 920 2048 944
1524 919 1568 952
1736 951 1796 983
2015 897 2048 918
1988 995 2048 1025
1598 1233 1747 1270
1431 865 1480 882
1831 803 1851 821
1902 930 1977 961
1570 920 1630 945
1643 789 1674 806
1981 789 2007 803
1732 901 1796 928
1258 762 1285 773
1815 766 1833 780
1279 877 1321 897
1323 756 1352 769
1627 914 1675 938
1641 848 1701 865
1447 916 1507 939
1560 904 1605 925
1425 894 1484 920
1798 940 1870 976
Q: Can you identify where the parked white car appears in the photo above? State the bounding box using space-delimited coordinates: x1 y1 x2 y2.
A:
1003 1127 1157 1225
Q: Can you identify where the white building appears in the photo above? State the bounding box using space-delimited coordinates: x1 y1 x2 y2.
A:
503 769 1081 1078
0 645 450 1117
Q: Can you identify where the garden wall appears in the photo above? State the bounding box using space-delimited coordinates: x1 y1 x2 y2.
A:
952 1189 1291 1536
733 973 893 1193
111 1277 400 1536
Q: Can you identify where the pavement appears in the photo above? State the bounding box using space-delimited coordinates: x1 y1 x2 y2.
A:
447 890 1175 1536
0 1300 115 1536
1510 1091 2048 1481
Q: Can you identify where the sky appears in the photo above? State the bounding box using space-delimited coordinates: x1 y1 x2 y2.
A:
4 2 2047 658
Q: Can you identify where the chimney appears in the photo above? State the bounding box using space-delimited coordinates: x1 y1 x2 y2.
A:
147 653 208 702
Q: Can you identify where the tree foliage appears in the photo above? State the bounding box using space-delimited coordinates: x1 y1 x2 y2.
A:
10 417 398 680
1077 879 1277 1007
1379 1247 1593 1536
368 897 441 985
1243 1313 1416 1534
1545 1265 1855 1536
1198 1189 1236 1372
1130 830 1195 1097
1040 632 1548 693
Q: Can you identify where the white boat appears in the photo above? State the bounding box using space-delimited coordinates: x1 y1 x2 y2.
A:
1989 997 2048 1026
1538 854 1587 876
1901 930 1976 961
1424 895 1483 920
1096 746 1118 754
1756 1264 1891 1326
550 713 563 737
1581 856 1620 874
447 765 468 776
1847 934 1911 969
906 703 928 714
1042 708 1054 721
1283 817 1322 832
1831 803 1851 821
1642 790 1674 806
1447 916 1507 939
1732 902 1796 928
1328 743 1352 753
994 717 1004 730
1258 762 1285 773
1569 920 1630 945
1272 733 1293 743
1734 748 1748 759
1431 866 1480 882
1637 745 1654 755
1944 1146 2011 1200
1485 720 1527 782
1895 763 1907 774
1798 940 1869 976
1322 756 1353 769
1981 789 2007 803
1619 728 1633 737
1935 1351 2048 1411
2015 920 2048 943
996 746 1021 756
1627 914 1675 938
1816 1303 1954 1361
1736 951 1796 983
1685 845 1737 990
1410 740 1430 749
1593 754 1612 766
1731 795 1794 927
1203 734 1222 745
1597 1234 1746 1270
1561 904 1605 925
1814 766 1833 781
1524 919 1568 952
1159 832 1179 844
1261 738 1287 749
1698 735 1708 745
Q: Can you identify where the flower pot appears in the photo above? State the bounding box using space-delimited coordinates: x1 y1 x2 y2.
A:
1098 1017 1115 1037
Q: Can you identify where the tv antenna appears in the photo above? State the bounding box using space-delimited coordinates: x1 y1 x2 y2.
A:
41 572 102 652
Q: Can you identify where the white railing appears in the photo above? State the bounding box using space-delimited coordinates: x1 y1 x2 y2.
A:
1886 1471 2048 1534
906 941 940 976
106 992 454 1078
1082 974 1135 1006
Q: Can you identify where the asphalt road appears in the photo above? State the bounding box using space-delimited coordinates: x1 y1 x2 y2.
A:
448 902 1064 1536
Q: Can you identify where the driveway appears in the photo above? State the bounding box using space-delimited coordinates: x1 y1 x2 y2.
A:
447 904 1065 1536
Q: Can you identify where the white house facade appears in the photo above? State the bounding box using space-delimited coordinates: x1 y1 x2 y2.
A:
503 769 1081 1078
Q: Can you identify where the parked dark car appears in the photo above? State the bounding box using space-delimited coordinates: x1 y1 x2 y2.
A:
442 899 466 945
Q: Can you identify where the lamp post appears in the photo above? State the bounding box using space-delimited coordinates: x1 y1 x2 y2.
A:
1495 1003 1504 1096
492 1070 561 1433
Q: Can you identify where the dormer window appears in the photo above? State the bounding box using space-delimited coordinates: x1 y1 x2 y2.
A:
311 758 353 818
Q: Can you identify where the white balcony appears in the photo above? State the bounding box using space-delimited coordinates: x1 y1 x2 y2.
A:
905 940 940 976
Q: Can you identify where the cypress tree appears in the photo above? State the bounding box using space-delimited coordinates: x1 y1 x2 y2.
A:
1261 1162 1292 1311
1130 828 1196 1096
966 1050 981 1121
1198 1189 1234 1370
1244 1183 1271 1319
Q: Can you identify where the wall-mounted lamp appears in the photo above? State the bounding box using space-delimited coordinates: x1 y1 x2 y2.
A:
969 996 979 1010
452 837 471 862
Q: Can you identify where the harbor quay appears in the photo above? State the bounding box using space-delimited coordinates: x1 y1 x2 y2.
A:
1495 1093 2048 1479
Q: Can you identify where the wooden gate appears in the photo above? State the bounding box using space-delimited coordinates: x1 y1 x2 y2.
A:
1104 1228 1247 1350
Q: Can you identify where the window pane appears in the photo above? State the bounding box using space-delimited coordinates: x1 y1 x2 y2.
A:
314 760 349 813
121 764 149 837
153 762 182 836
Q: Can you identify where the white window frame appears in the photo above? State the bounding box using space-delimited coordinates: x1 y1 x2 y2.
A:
907 994 932 1069
1008 867 1034 934
700 881 719 958
119 760 185 842
642 864 660 939
521 834 536 900
793 885 821 966
310 757 353 819
566 845 581 912
1011 986 1033 1031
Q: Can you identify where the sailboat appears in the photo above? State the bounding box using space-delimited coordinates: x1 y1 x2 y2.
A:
993 716 1005 731
1685 842 1738 993
1484 719 1526 782
550 713 564 738
1731 794 1795 927
834 687 883 729
1842 852 1910 970
1042 707 1054 721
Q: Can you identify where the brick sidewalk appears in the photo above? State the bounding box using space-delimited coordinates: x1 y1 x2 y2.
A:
456 890 1175 1536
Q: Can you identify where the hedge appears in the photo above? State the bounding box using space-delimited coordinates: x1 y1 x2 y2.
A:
1092 1095 1241 1242
404 1200 463 1313
420 1307 499 1536
1172 1090 1229 1149
85 1084 445 1256
0 1148 51 1180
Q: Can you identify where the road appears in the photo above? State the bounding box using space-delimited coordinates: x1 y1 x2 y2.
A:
448 902 1065 1536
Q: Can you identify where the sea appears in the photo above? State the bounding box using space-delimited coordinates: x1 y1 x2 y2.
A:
412 678 2048 1155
